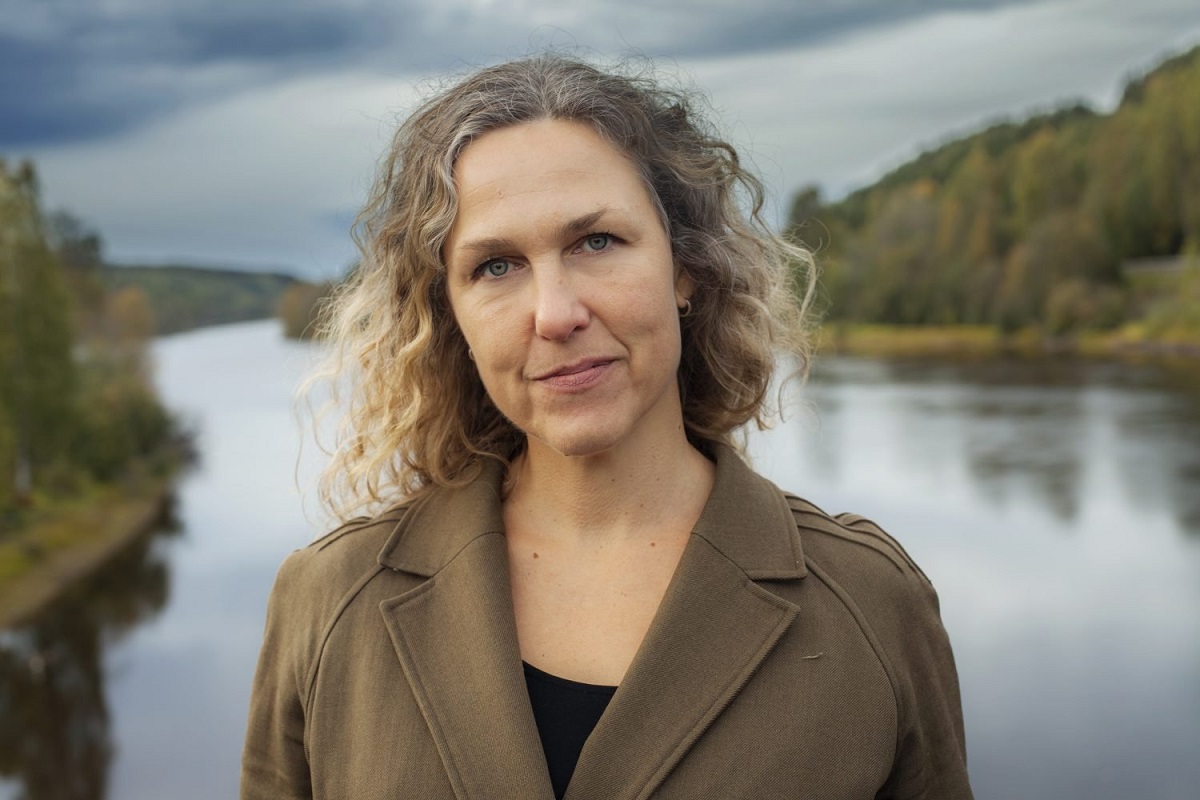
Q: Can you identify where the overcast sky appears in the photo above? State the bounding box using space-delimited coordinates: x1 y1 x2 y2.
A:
4 0 1199 278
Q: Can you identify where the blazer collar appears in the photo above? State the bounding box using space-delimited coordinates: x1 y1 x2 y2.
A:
691 443 807 580
376 444 806 581
376 458 507 576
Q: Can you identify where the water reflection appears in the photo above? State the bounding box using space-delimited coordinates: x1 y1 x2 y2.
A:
0 498 180 800
1110 364 1200 536
801 356 1200 536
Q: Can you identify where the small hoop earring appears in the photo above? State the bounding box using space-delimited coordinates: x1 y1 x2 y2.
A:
467 348 475 362
678 298 693 318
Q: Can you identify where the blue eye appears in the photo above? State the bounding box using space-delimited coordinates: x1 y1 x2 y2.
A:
481 259 510 278
582 233 612 252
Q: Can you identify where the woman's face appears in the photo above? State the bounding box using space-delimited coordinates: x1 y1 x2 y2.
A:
444 118 692 461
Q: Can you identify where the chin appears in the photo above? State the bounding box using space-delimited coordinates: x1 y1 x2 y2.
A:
530 431 621 460
524 416 632 461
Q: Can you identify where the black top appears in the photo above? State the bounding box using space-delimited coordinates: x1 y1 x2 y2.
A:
522 661 617 800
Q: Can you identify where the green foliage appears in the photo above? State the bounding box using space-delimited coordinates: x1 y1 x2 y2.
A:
0 160 184 522
45 211 107 336
796 44 1200 337
1138 258 1200 337
832 104 1099 230
1 161 77 508
101 265 296 335
69 351 175 482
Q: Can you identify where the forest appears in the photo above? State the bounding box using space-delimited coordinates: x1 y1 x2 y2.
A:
0 161 183 527
102 264 297 335
791 44 1200 346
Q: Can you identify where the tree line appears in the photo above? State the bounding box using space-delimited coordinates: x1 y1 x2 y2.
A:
103 264 298 335
0 161 182 526
791 44 1200 337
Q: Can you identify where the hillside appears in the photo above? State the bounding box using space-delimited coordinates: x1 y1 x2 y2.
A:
793 43 1200 340
101 265 297 335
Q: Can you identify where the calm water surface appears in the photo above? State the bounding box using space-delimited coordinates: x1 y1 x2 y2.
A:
1 319 1197 799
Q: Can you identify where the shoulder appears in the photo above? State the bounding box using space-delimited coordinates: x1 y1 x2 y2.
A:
295 503 413 571
781 493 970 788
780 493 952 706
267 501 417 628
255 501 422 699
779 496 972 795
784 493 937 611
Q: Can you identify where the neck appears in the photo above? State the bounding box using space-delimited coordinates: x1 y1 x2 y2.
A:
505 429 714 545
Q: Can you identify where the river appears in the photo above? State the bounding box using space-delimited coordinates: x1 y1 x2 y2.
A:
1 319 1198 799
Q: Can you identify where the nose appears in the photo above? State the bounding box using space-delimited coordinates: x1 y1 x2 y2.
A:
532 263 589 341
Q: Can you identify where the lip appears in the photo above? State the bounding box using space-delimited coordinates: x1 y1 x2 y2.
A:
532 358 616 390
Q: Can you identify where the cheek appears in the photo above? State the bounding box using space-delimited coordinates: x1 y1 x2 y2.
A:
473 347 516 384
449 297 496 361
457 316 523 396
471 352 528 425
619 278 682 337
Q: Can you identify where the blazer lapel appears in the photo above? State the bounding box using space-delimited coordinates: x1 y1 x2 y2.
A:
377 462 555 800
566 447 807 800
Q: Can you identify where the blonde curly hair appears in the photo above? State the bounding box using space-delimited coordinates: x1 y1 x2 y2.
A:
310 54 816 520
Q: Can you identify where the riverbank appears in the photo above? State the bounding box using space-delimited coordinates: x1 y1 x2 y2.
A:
821 324 1200 361
0 480 173 628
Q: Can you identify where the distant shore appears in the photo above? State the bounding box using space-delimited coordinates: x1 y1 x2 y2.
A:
821 324 1200 361
0 481 173 629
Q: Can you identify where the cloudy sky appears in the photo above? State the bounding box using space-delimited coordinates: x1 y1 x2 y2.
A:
4 0 1199 278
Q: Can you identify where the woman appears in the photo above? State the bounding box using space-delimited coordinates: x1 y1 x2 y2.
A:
241 55 973 799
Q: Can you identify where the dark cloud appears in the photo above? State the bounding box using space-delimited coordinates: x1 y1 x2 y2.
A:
627 0 1042 59
0 0 1046 149
0 1 411 147
0 31 168 146
171 7 381 63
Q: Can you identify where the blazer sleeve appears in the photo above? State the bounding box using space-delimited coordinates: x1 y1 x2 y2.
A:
240 552 314 800
834 514 974 800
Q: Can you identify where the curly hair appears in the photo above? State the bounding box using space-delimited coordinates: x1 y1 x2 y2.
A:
309 53 817 520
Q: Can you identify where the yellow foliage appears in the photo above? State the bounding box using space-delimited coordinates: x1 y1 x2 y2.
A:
104 286 156 343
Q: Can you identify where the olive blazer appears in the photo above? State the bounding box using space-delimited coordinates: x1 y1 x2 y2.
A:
241 446 973 799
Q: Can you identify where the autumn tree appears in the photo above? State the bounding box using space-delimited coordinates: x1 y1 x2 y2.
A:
278 281 334 340
789 44 1199 334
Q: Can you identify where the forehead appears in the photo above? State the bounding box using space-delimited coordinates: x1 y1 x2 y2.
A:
451 119 653 211
442 120 666 270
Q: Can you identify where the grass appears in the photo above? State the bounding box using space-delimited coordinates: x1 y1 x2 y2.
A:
821 323 1200 360
821 324 1005 359
0 480 172 628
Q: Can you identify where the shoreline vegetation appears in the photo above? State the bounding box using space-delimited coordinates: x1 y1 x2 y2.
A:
1 161 191 629
0 477 173 628
102 264 297 335
792 45 1200 352
821 322 1200 361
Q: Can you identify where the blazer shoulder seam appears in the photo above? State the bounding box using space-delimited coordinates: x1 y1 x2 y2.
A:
785 494 928 583
308 500 416 552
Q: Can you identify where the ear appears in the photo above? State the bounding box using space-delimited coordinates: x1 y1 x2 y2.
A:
673 266 695 309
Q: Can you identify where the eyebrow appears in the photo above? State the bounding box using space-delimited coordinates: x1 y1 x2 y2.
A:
451 208 611 263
